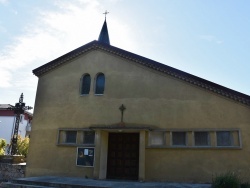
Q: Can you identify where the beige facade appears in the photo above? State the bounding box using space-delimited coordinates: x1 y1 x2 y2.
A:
26 41 250 183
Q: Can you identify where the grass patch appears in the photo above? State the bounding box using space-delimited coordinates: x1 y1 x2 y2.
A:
212 172 241 188
212 172 250 188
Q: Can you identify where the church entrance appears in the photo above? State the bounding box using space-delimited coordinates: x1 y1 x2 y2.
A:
106 133 139 180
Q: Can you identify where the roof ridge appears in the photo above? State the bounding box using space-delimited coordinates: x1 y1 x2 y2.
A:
32 41 250 106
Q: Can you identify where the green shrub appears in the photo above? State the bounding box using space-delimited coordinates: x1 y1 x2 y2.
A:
241 183 250 188
17 135 29 157
212 172 241 188
0 138 6 155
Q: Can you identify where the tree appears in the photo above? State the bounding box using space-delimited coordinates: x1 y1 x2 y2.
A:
17 135 29 157
0 138 6 155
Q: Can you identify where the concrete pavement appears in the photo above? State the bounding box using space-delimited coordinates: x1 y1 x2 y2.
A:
1 176 212 188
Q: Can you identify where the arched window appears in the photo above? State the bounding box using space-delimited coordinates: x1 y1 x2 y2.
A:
80 74 91 95
95 73 105 95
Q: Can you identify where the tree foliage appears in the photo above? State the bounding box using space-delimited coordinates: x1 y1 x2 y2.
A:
17 135 29 157
0 138 7 155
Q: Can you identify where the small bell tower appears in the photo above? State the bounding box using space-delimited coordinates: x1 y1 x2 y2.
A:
98 10 110 45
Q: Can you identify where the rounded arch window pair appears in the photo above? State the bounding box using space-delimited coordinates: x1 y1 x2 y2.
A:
80 73 105 95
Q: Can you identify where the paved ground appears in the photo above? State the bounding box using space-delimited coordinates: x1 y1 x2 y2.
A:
2 176 212 188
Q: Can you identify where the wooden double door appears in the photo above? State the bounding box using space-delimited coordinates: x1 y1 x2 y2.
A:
107 133 139 180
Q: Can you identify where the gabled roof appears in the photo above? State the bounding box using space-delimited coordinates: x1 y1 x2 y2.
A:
0 104 33 116
33 40 250 106
0 104 13 109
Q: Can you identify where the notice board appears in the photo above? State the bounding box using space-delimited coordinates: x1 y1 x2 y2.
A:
76 147 95 167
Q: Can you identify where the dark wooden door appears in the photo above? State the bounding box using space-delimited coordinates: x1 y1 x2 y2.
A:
107 133 139 180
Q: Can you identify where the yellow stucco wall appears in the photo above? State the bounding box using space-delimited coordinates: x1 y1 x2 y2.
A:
26 49 250 182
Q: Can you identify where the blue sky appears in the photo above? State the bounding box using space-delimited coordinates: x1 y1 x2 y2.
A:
0 0 249 112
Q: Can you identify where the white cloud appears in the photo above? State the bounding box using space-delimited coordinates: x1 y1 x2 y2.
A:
199 35 215 42
0 0 8 4
199 35 223 45
0 0 100 88
11 9 18 15
0 0 135 91
0 69 11 88
0 24 6 33
216 40 223 44
107 0 123 3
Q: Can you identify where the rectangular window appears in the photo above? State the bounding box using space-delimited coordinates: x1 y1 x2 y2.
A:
149 131 165 146
58 129 96 146
83 131 95 144
66 131 77 143
146 129 241 149
172 132 186 146
217 131 232 146
194 132 209 146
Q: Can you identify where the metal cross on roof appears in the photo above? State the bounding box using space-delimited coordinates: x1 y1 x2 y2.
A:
119 104 126 123
103 10 109 19
7 93 32 155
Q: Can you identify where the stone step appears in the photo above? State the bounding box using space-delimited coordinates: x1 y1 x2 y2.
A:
1 182 53 188
2 179 110 188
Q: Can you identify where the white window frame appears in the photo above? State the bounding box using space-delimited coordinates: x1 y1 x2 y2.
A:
216 131 234 147
149 131 165 146
194 131 210 147
171 131 187 147
146 128 241 149
57 128 95 146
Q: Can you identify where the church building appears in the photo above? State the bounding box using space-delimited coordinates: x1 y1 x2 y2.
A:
26 17 250 183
